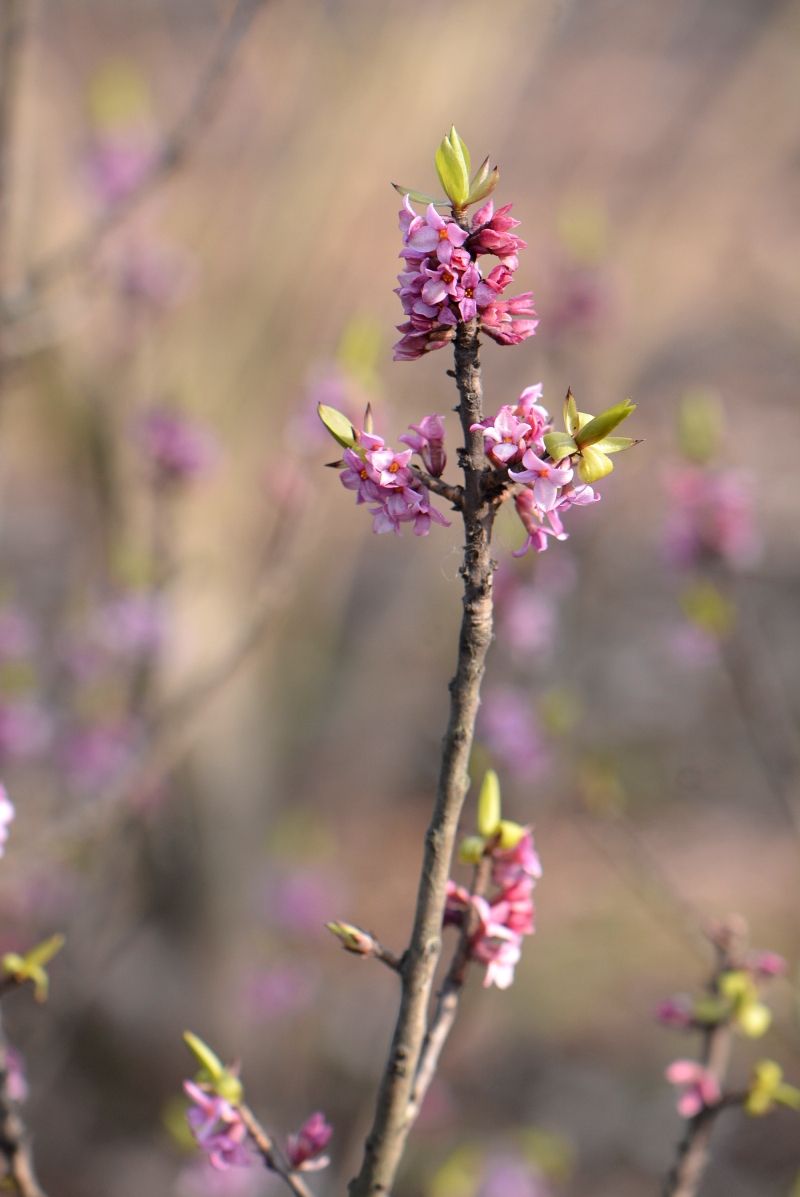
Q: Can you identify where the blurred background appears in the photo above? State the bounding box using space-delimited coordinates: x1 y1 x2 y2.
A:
0 0 798 1194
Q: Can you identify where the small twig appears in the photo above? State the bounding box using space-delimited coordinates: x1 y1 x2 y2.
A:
237 1103 314 1197
1 0 269 323
0 1012 47 1197
409 465 463 509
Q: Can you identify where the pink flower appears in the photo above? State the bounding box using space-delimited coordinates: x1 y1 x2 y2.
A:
509 451 574 511
0 786 15 858
184 1082 250 1171
480 293 539 346
664 467 759 571
340 420 450 536
468 202 528 268
393 195 536 358
140 408 219 483
746 950 787 980
656 996 695 1030
405 204 468 264
285 1112 332 1172
491 829 542 889
471 406 532 467
399 414 447 477
665 1061 721 1118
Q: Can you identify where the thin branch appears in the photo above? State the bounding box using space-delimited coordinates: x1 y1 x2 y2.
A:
1 0 268 324
409 465 463 509
405 853 492 1126
0 1012 47 1197
348 317 495 1197
237 1103 315 1197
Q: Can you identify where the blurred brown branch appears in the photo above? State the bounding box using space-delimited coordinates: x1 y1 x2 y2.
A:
0 0 269 328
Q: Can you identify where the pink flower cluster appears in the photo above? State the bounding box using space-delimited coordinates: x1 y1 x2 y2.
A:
664 466 759 571
472 385 600 555
665 1061 720 1118
394 199 537 360
445 830 541 989
184 1083 250 1171
340 422 450 536
285 1112 333 1172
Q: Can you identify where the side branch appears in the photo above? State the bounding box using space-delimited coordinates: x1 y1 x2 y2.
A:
349 319 494 1197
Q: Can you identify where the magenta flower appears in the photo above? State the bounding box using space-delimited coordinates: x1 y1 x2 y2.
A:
471 406 532 466
140 408 219 484
491 829 543 890
0 786 15 858
184 1082 250 1171
393 193 537 359
746 950 787 979
339 419 450 536
399 414 447 477
405 203 469 264
468 201 528 268
664 467 759 571
285 1111 332 1172
656 996 695 1031
444 827 540 989
665 1061 720 1118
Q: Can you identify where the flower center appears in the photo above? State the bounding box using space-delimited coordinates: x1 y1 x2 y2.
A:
438 227 449 240
360 468 368 480
389 462 400 473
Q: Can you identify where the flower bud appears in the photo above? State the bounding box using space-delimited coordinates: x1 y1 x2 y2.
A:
326 921 376 956
434 126 471 209
477 768 502 838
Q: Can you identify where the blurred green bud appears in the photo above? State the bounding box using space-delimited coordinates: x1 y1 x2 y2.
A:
738 1000 772 1038
458 835 486 864
680 581 734 639
497 819 526 849
434 126 471 209
745 1060 800 1117
317 403 357 449
574 400 636 450
183 1030 243 1103
2 933 65 1002
678 388 724 465
477 768 502 838
326 921 376 956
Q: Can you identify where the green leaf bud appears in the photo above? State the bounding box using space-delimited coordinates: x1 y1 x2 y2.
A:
477 768 502 838
317 403 357 449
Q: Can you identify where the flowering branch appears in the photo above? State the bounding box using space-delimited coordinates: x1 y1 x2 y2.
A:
660 919 798 1197
348 314 496 1197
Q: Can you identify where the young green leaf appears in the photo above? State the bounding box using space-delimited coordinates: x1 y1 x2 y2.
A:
317 403 357 449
